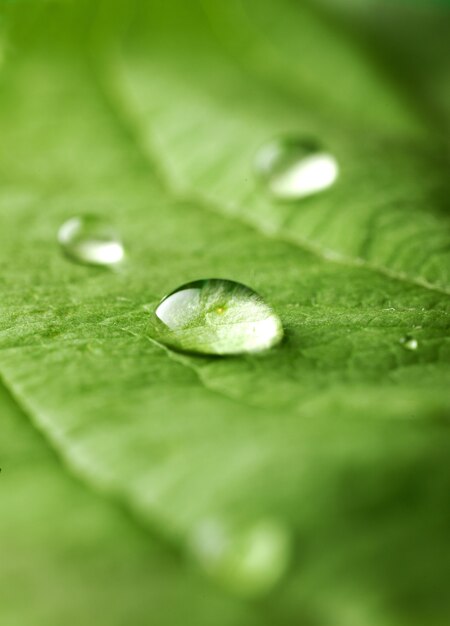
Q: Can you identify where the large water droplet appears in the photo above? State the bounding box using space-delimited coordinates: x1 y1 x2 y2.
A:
400 335 418 351
188 518 291 596
255 137 338 200
58 215 124 267
151 279 284 355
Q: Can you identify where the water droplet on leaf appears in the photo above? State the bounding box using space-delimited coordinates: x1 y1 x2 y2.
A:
150 279 284 355
400 335 418 351
188 518 291 596
58 215 124 267
255 137 338 200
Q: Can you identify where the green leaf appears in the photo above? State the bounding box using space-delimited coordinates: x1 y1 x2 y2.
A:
0 1 449 625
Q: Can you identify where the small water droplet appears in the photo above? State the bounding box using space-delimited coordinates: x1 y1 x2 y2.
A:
58 215 124 267
400 335 418 351
255 136 338 200
188 518 291 596
151 279 283 355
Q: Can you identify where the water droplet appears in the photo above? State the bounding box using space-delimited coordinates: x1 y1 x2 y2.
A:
188 518 291 596
400 335 418 351
255 137 338 200
151 279 284 355
58 215 124 267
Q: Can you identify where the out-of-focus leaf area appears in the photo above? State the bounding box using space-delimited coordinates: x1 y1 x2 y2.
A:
0 1 449 625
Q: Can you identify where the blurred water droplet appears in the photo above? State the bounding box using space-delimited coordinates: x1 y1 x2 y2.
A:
255 137 338 200
400 335 418 351
151 279 283 355
58 215 124 267
188 518 291 596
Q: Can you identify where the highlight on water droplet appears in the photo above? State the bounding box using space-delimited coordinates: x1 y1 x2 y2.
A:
150 279 284 356
254 136 338 200
58 215 124 267
400 335 418 351
187 517 292 597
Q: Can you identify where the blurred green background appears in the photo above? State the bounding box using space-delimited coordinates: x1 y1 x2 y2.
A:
0 1 449 625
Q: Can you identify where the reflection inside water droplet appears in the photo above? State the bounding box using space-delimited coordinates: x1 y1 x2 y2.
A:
150 279 284 356
400 335 418 351
58 215 124 267
255 136 338 200
188 518 291 596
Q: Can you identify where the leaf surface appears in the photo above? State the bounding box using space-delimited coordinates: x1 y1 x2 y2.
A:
0 2 449 625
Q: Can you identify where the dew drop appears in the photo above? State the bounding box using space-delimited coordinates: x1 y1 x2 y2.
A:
188 518 291 597
255 136 338 200
400 335 418 351
150 279 284 355
58 215 124 267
